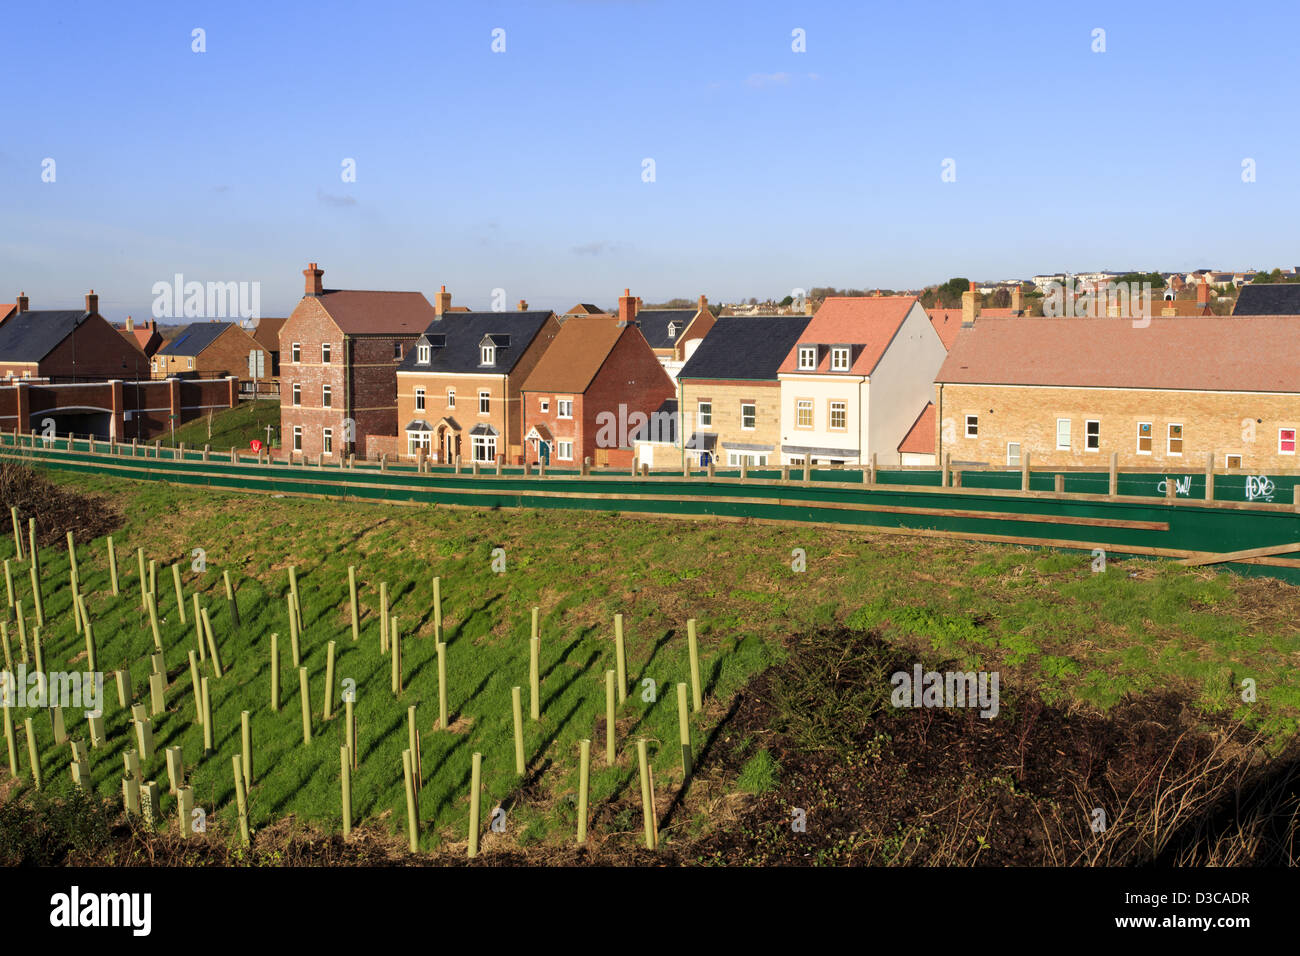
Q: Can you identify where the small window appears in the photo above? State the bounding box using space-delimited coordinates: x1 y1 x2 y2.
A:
557 399 573 419
1137 422 1152 454
796 400 813 428
830 347 850 371
1085 420 1100 451
1007 442 1021 466
1056 418 1071 450
187 358 193 370
478 390 490 415
292 343 301 364
292 426 302 452
415 387 426 412
322 343 331 364
965 415 978 438
418 345 431 364
292 383 301 406
322 428 333 455
1280 428 1297 455
539 398 549 414
557 441 574 461
447 388 455 409
797 346 817 370
741 402 756 430
698 401 712 427
322 384 332 408
393 342 403 360
1167 423 1183 456
480 345 495 365
1225 454 1242 469
829 401 847 430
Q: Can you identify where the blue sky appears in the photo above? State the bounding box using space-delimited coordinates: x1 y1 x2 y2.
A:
2 0 1298 319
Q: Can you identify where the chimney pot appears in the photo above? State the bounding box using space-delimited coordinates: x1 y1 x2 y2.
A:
17 292 29 313
125 315 134 332
518 299 528 311
303 262 324 297
434 285 452 317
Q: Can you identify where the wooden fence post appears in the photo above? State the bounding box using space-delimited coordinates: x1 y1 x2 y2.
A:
1108 452 1118 497
1054 473 1065 494
941 453 950 488
1205 452 1215 501
1022 451 1031 492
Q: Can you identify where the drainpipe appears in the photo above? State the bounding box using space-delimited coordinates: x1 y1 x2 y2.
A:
937 382 944 469
343 334 353 456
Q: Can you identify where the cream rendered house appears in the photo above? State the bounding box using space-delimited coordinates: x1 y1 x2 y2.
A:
776 296 946 466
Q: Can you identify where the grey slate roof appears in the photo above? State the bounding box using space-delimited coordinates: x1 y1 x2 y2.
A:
678 314 811 381
159 322 233 356
636 309 697 349
0 311 88 362
397 312 552 374
1232 284 1300 315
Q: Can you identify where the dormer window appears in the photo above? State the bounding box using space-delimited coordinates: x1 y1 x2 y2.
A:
667 322 678 340
830 346 850 371
480 345 495 366
797 345 817 370
418 344 431 364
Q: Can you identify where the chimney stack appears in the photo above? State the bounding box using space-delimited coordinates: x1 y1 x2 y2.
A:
618 288 639 328
303 262 324 297
698 294 708 314
1010 284 1023 315
16 292 29 313
518 299 528 311
125 315 135 332
961 281 981 328
804 296 815 316
85 289 99 315
434 284 452 317
1196 277 1211 306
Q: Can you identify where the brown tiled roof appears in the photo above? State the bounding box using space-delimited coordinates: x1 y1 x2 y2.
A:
316 290 437 335
936 315 1300 392
565 303 605 315
898 403 936 455
251 317 287 351
520 315 626 393
778 296 917 374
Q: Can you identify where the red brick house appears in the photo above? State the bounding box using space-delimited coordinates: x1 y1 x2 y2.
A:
520 291 675 468
116 317 163 358
151 321 268 381
0 291 149 383
279 263 436 459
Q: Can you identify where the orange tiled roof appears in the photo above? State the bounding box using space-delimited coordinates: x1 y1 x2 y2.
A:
898 403 936 454
778 296 917 375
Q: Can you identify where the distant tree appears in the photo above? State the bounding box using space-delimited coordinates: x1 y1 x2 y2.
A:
779 295 793 306
987 288 1011 308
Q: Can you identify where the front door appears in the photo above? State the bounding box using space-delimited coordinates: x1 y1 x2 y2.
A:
538 440 550 465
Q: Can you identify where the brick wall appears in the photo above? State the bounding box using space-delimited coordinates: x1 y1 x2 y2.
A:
579 327 676 468
37 314 150 381
937 383 1300 471
153 324 267 380
680 379 781 462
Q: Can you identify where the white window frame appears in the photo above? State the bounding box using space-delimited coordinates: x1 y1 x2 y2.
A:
292 426 302 452
830 347 850 371
557 398 573 419
1007 442 1021 466
741 402 756 430
322 343 331 364
1225 454 1242 469
292 342 301 364
407 431 432 456
322 427 333 455
829 401 847 431
1167 422 1183 456
797 346 817 370
698 401 712 428
187 358 194 369
1137 421 1153 455
557 440 574 461
447 388 455 409
964 415 978 438
478 390 491 415
481 345 495 365
1279 427 1297 455
292 383 301 407
796 399 813 429
414 387 426 412
1085 419 1100 451
418 344 431 364
472 434 497 463
322 384 332 408
540 398 549 413
1056 418 1071 450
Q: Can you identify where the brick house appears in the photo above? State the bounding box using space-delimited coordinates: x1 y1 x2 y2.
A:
776 296 947 466
0 291 149 383
279 263 435 459
676 314 810 467
395 305 561 464
933 315 1300 471
520 293 675 468
116 317 163 358
625 293 716 381
151 321 267 380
